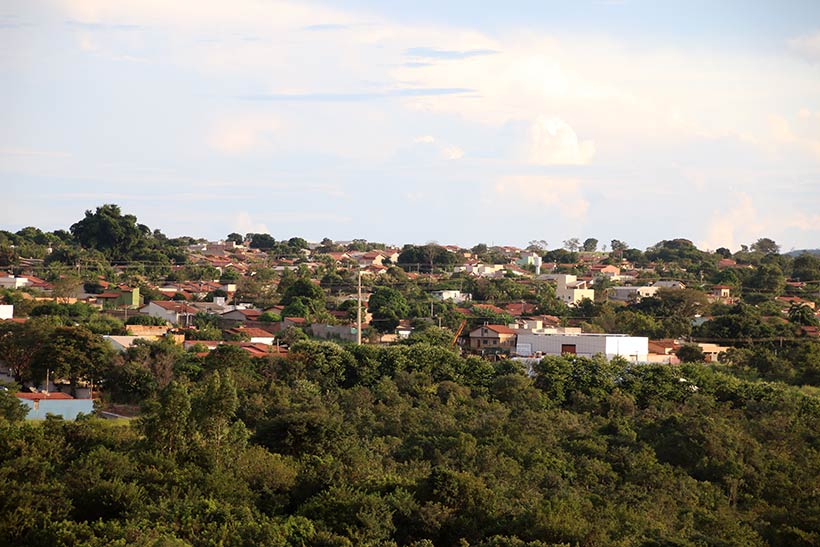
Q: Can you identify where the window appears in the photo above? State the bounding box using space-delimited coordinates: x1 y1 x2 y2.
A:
561 344 577 355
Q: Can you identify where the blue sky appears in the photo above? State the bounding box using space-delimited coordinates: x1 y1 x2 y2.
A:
2 1 819 251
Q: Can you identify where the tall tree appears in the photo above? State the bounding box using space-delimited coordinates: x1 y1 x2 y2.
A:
563 238 582 252
32 326 112 396
368 286 409 333
70 204 150 261
751 237 780 255
582 238 599 252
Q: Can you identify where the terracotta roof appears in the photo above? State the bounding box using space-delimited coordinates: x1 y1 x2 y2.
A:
226 327 275 338
472 303 507 315
16 392 74 400
473 324 518 335
148 301 198 313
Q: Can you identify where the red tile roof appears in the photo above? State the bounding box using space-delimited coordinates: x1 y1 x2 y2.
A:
16 392 74 400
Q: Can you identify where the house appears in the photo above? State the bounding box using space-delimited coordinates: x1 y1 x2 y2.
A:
468 324 518 351
555 275 595 306
220 308 262 322
283 316 307 329
310 323 359 342
590 264 620 278
516 252 543 273
709 285 734 303
430 290 472 303
103 335 162 352
653 280 686 290
472 303 507 316
0 274 29 289
504 302 537 317
224 327 276 345
608 285 659 303
516 332 649 362
0 304 12 320
140 300 198 325
93 287 143 309
16 392 94 420
463 262 506 277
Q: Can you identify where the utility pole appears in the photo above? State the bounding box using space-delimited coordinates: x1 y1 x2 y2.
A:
357 269 362 345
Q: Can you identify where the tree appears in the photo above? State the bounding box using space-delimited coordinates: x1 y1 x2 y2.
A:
70 204 151 261
526 240 549 252
0 383 28 421
563 238 581 252
676 344 705 363
746 263 786 295
226 232 244 245
793 253 820 281
0 319 54 383
140 380 192 455
788 303 819 327
249 233 276 250
610 239 629 252
368 286 409 333
751 237 780 255
582 238 599 252
32 326 113 396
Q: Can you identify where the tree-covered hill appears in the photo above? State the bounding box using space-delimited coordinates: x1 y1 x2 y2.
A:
1 344 818 546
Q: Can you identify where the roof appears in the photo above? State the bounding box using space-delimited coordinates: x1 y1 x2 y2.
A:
147 300 199 313
16 392 74 400
221 308 262 318
472 324 518 335
226 327 275 338
472 303 507 315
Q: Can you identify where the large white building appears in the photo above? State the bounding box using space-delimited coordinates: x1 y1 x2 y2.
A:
516 332 649 362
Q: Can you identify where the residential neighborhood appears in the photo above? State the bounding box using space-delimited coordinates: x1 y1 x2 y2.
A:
1 208 819 418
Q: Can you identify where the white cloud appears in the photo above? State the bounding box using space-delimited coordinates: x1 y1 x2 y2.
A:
769 114 820 160
207 114 280 154
529 116 595 165
233 211 270 235
700 193 766 251
494 175 589 220
412 135 464 160
442 145 464 160
788 31 820 63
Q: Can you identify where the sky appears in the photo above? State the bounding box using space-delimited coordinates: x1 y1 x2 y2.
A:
1 0 820 252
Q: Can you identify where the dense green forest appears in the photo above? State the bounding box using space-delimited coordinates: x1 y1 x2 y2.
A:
2 342 819 547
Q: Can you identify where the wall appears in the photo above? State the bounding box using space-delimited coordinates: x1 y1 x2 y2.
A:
516 333 648 361
20 399 95 420
0 304 13 319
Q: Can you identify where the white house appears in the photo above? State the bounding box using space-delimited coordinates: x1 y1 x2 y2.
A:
608 286 659 303
0 304 13 320
516 332 649 362
0 275 29 289
225 327 275 345
653 280 686 290
430 290 472 303
555 275 595 306
140 301 198 325
103 335 161 352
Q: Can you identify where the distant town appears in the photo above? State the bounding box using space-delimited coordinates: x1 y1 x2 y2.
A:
2 204 818 418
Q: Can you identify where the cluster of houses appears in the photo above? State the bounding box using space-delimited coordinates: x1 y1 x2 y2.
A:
5 238 819 420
